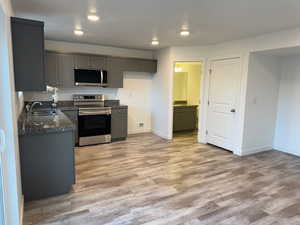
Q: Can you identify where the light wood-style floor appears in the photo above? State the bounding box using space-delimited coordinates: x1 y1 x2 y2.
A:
24 132 300 225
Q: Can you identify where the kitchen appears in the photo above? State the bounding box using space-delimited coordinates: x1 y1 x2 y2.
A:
4 0 300 224
13 17 157 201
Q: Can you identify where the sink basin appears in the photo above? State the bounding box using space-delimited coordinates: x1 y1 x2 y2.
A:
31 109 57 116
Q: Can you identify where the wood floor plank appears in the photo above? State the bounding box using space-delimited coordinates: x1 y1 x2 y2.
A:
23 132 300 225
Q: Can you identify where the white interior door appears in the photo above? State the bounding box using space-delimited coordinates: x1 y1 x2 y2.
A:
207 58 241 151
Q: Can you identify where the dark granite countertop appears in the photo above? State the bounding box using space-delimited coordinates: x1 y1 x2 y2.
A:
24 100 128 111
18 109 75 136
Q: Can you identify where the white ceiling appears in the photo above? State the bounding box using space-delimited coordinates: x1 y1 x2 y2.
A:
11 0 300 50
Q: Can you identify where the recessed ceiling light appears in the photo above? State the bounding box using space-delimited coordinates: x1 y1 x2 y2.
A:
88 15 100 22
74 29 84 36
151 40 159 46
180 30 190 37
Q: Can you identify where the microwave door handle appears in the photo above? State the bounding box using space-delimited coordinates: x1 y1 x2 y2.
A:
100 70 103 85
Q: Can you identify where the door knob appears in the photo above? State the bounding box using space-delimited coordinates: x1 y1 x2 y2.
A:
230 109 236 113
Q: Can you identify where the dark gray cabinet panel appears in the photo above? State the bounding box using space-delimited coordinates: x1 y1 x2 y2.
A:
173 106 197 132
74 54 90 69
45 51 59 87
138 59 157 73
90 55 107 70
107 57 126 88
11 17 46 91
19 131 75 201
123 58 157 73
111 108 128 141
62 109 78 146
58 54 75 88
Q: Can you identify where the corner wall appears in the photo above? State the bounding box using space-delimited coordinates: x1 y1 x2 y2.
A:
274 55 300 156
151 48 173 139
242 53 281 155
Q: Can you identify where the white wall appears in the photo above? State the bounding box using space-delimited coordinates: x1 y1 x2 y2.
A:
152 27 300 155
242 53 281 155
0 0 23 224
118 73 152 134
151 48 173 139
274 55 300 156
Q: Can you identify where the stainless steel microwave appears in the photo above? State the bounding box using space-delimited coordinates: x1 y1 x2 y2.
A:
74 69 108 87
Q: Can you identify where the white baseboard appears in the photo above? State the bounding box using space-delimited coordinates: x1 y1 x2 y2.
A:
19 195 24 225
152 129 172 140
240 145 273 156
128 128 152 135
273 145 300 157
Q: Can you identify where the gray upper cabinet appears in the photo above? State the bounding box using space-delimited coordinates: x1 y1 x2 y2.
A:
111 107 128 140
138 59 157 73
58 54 75 88
123 58 157 73
107 57 127 88
90 55 107 70
45 52 59 87
11 17 46 91
74 54 90 69
45 52 75 88
44 52 157 89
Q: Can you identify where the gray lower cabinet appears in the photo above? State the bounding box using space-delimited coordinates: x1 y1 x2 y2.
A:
19 131 75 201
173 106 198 132
111 107 128 141
61 109 78 145
11 17 46 91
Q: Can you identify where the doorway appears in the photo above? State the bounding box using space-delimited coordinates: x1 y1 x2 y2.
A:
172 61 202 137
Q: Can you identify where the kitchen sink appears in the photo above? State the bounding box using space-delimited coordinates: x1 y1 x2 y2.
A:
31 109 57 116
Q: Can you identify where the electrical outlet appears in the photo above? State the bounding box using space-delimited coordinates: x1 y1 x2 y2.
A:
139 123 144 128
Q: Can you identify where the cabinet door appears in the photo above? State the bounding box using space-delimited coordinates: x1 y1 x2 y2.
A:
11 17 46 91
111 108 128 140
62 110 78 146
139 59 157 73
45 51 59 87
120 109 128 138
90 55 107 70
123 58 157 73
74 54 90 69
107 57 125 88
58 54 75 88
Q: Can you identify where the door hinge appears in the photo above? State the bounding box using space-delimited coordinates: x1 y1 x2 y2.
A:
206 130 208 135
209 69 212 75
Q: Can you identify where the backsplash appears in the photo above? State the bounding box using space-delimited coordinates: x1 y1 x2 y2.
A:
23 87 119 101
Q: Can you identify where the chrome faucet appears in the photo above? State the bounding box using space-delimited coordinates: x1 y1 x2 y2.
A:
26 102 43 114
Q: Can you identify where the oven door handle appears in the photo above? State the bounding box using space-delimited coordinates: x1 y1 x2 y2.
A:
79 110 111 116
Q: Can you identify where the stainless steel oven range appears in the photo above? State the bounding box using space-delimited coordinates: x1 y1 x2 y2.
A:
74 94 111 146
